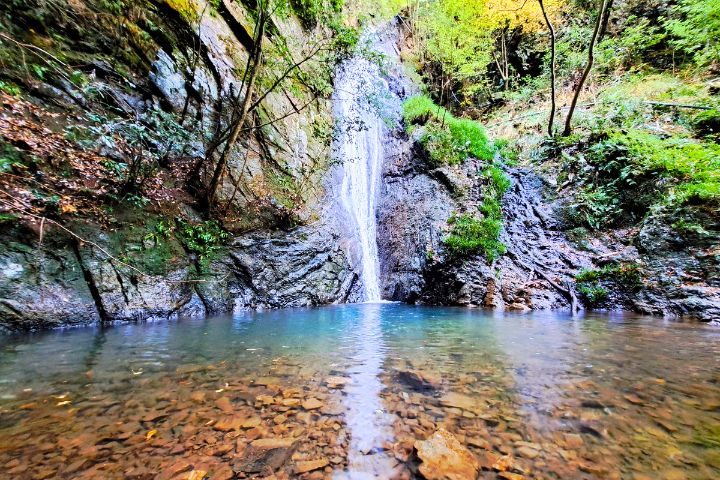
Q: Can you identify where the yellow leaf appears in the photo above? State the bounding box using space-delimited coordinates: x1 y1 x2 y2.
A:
146 429 157 440
61 204 77 213
57 401 71 406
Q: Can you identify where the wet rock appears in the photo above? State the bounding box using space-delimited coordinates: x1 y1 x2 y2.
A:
564 433 583 448
516 446 540 459
294 458 329 474
397 370 442 390
302 398 323 410
210 466 234 480
498 472 524 480
215 397 233 413
325 377 354 388
242 417 261 429
414 428 480 480
233 438 300 474
439 393 479 412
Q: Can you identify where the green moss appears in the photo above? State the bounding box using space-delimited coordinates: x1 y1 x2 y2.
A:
402 95 494 166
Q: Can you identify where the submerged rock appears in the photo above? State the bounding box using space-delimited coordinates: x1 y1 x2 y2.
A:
414 428 480 480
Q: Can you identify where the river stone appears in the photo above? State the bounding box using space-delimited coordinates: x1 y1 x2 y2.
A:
302 398 323 410
415 428 480 480
294 458 329 474
397 370 442 390
439 393 480 412
233 438 300 473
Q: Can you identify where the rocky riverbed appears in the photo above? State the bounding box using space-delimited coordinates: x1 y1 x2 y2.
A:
0 305 718 480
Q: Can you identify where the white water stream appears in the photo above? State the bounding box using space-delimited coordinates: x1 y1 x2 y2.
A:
333 40 399 302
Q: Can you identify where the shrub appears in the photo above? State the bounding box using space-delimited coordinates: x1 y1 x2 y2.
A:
175 218 229 261
576 262 643 306
444 165 510 262
402 95 494 166
444 212 505 262
692 109 720 137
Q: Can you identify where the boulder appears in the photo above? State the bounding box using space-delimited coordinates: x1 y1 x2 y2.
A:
414 429 480 480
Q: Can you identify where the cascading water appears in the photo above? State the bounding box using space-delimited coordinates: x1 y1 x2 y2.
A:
333 34 399 302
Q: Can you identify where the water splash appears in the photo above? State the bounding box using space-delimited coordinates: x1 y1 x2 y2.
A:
333 44 398 301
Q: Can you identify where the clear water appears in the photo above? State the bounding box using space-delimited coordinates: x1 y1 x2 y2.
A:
0 305 718 479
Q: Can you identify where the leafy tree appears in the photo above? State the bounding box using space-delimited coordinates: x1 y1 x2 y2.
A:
665 0 720 67
562 0 610 137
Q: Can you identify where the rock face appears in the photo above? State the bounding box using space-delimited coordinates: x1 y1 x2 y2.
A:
0 229 101 329
377 140 594 310
414 429 480 480
0 220 357 331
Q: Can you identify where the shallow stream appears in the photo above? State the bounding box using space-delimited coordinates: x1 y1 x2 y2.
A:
0 305 718 479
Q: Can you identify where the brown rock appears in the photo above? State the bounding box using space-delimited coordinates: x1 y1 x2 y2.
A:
210 465 234 480
214 416 245 432
415 429 479 480
190 392 206 403
492 455 513 472
398 370 442 390
233 438 300 474
294 458 330 474
499 472 524 480
251 438 298 449
216 397 233 414
187 470 207 480
564 433 583 448
273 414 287 425
302 398 323 410
516 446 540 459
325 377 354 388
439 393 479 412
242 416 261 429
467 437 491 450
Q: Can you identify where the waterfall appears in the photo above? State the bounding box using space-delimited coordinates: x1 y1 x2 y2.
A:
334 45 397 302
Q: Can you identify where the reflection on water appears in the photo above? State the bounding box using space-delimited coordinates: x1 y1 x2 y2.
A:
0 305 718 479
340 303 397 479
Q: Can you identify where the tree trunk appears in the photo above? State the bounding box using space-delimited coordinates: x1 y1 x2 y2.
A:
539 0 556 137
562 0 610 137
205 10 267 208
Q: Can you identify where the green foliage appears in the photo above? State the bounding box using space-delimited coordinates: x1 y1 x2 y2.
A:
86 106 195 195
291 0 343 29
578 284 608 304
576 262 642 306
485 166 511 195
0 81 21 96
576 263 642 285
144 220 172 247
444 166 510 262
444 211 505 262
692 109 720 137
596 16 665 72
494 139 520 165
175 218 229 260
0 142 26 173
665 0 720 66
554 128 720 230
671 219 710 236
402 95 494 166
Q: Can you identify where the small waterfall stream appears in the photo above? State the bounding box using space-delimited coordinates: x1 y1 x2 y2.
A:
333 35 399 302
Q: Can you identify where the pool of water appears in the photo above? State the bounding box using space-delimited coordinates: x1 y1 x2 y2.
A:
0 304 718 479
